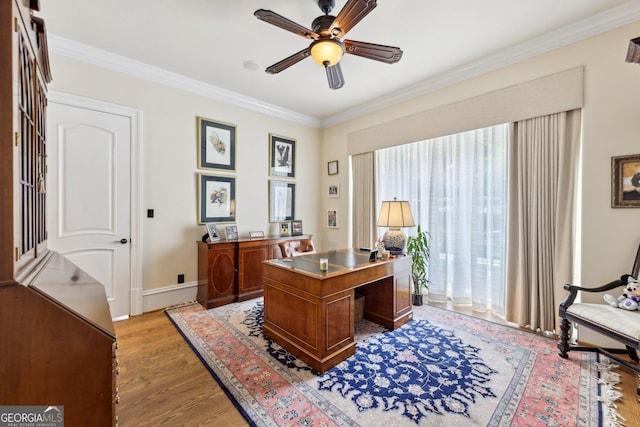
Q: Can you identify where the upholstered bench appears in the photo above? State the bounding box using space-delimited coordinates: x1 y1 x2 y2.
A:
558 243 640 393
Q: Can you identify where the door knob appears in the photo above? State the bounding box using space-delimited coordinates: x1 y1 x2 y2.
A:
117 238 128 244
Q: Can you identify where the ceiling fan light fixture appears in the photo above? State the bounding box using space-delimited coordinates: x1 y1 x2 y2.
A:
310 39 344 67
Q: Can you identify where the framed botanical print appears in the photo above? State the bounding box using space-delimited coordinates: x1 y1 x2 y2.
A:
612 153 640 207
269 134 296 178
269 180 295 222
198 174 236 223
198 117 236 171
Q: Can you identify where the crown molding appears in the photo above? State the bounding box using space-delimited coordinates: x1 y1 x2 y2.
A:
48 2 640 130
48 34 321 128
321 1 640 128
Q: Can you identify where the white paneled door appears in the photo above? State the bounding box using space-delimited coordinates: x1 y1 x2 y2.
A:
47 100 132 319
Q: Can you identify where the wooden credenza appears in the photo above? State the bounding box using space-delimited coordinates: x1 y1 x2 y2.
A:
197 235 312 308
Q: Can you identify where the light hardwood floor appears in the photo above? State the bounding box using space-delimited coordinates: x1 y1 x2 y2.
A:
114 303 640 426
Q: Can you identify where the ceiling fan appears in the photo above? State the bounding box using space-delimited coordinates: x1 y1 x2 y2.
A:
254 0 403 90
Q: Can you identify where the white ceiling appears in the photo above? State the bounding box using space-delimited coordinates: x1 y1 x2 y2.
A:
40 0 639 127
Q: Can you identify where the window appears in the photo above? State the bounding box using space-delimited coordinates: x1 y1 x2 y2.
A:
375 124 508 313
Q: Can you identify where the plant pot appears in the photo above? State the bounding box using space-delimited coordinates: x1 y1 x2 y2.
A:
412 294 424 306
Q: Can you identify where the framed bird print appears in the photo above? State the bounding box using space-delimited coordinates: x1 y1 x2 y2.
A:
269 134 296 178
198 117 236 171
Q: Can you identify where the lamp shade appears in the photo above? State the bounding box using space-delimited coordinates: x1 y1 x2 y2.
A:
310 39 344 67
376 200 415 228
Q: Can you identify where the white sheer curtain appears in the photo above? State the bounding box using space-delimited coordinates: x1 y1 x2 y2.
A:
375 124 508 313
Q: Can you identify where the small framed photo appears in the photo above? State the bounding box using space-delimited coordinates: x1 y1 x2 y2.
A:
327 209 338 228
328 183 339 198
206 224 220 242
612 154 640 207
249 231 264 239
225 224 238 241
269 180 295 222
198 117 236 171
198 174 236 223
291 220 303 236
269 134 296 178
280 222 290 236
328 160 339 175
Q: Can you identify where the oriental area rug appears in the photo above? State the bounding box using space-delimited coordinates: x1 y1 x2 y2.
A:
165 299 623 427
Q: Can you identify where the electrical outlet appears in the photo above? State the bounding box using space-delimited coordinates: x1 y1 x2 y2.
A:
177 274 185 284
147 209 154 218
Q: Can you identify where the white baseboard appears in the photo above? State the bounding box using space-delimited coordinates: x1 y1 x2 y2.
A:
142 281 198 313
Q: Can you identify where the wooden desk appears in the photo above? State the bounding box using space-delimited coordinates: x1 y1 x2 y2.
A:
262 249 413 373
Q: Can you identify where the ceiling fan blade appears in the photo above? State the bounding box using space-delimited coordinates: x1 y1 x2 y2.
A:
325 63 345 90
265 48 311 74
328 0 377 39
343 39 402 64
254 9 319 40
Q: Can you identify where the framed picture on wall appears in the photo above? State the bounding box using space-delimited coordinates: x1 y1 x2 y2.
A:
328 160 339 175
269 180 295 222
327 209 338 228
198 117 236 171
612 153 640 207
198 174 236 223
328 183 339 198
269 134 296 178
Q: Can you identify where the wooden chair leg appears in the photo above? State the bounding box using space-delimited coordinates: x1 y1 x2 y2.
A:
558 318 571 358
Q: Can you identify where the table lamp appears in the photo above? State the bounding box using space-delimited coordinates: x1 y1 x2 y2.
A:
376 198 415 253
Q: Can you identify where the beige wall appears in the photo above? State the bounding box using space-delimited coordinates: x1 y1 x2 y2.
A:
49 19 640 320
321 20 640 310
48 55 321 298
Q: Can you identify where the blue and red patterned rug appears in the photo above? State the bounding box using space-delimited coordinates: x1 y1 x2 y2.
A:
166 299 622 426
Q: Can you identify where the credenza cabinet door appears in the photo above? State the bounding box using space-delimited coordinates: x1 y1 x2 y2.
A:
198 241 237 308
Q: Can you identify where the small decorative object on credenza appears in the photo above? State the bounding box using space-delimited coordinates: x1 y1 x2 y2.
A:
225 224 238 241
376 198 416 254
625 36 640 63
291 220 303 236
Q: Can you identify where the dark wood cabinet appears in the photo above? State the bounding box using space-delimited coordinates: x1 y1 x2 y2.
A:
0 2 117 425
198 235 312 308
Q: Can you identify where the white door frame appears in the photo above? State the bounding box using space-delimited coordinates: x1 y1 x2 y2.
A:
49 91 144 316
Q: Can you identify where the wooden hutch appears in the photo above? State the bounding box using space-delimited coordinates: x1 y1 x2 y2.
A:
0 1 117 425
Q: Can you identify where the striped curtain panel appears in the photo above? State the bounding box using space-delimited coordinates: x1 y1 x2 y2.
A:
351 152 377 249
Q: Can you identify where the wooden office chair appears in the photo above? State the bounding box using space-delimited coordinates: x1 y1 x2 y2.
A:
278 239 316 258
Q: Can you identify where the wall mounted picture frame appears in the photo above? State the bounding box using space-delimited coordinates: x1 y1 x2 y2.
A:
328 160 339 175
269 134 296 178
291 220 303 236
327 209 338 228
205 224 220 242
225 224 238 241
612 153 640 207
198 117 236 171
328 183 339 198
269 180 295 222
198 174 236 223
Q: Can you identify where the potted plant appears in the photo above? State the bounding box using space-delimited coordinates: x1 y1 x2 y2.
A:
406 224 430 306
